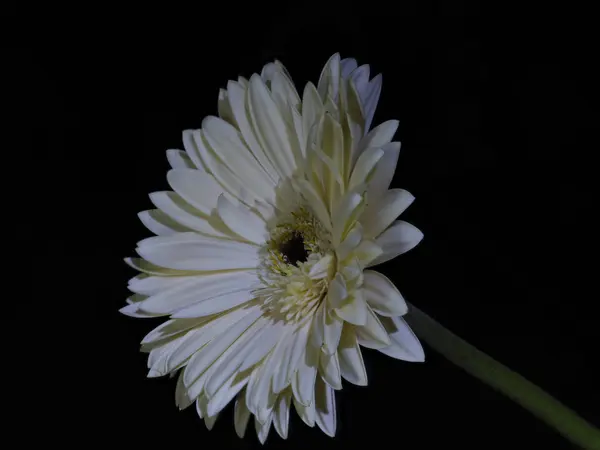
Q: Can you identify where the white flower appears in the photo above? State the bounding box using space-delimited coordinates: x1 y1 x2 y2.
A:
122 53 425 443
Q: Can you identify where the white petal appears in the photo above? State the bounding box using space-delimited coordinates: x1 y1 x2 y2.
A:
255 413 273 444
273 320 310 394
366 141 400 200
363 189 415 239
332 191 364 246
338 326 368 386
119 302 162 318
141 317 212 345
182 129 205 170
340 58 358 77
378 315 425 362
349 147 384 191
166 149 195 169
149 191 224 237
199 119 277 203
138 271 257 315
327 273 347 309
248 74 296 178
204 317 268 397
166 169 223 216
293 395 316 427
206 369 251 417
322 309 344 355
273 390 292 439
314 376 337 437
218 88 236 126
359 120 399 151
363 270 408 317
318 53 341 103
293 342 318 406
125 257 181 276
238 321 284 372
136 232 259 271
361 74 382 132
234 393 251 438
175 370 194 410
301 82 324 151
216 195 267 244
225 80 280 183
138 210 192 236
309 302 326 349
337 225 362 261
369 220 424 266
319 351 342 389
183 304 262 386
355 306 391 349
335 290 368 326
128 274 190 296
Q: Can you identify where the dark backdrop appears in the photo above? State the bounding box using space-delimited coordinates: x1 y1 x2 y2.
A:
13 2 597 449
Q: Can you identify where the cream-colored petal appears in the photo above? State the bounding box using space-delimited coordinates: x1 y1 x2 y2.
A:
141 317 213 345
166 149 195 169
335 290 368 326
322 309 344 355
273 390 292 439
293 395 316 427
332 191 364 246
138 271 257 315
206 369 251 417
217 88 236 126
175 370 194 410
204 317 268 397
363 188 415 239
201 116 278 201
166 168 223 216
225 80 280 182
378 315 425 362
355 305 391 349
369 220 424 267
363 270 408 317
359 120 399 152
138 209 192 236
349 147 384 191
182 304 262 386
124 257 184 276
319 351 342 390
338 326 368 386
248 74 297 178
216 194 267 245
293 342 318 406
234 393 251 438
314 376 337 437
340 58 358 77
327 273 348 309
255 413 273 444
128 274 190 296
136 232 259 271
238 321 284 372
366 141 400 200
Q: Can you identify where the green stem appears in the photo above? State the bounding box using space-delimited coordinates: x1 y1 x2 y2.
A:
404 304 600 450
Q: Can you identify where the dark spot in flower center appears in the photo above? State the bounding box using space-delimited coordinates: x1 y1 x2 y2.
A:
280 233 309 266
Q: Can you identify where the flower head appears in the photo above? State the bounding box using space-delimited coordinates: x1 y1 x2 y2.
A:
122 53 424 443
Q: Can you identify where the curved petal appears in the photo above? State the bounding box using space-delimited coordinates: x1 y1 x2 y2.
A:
378 315 425 362
363 270 408 317
369 220 424 267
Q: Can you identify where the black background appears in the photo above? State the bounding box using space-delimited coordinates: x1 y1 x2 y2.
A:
12 2 598 449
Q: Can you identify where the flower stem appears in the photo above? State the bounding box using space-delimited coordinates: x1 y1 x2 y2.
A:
405 304 600 450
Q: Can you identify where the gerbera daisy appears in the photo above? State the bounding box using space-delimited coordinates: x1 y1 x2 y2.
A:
122 53 425 443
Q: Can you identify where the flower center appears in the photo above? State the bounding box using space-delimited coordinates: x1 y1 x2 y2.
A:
255 205 333 323
279 233 309 266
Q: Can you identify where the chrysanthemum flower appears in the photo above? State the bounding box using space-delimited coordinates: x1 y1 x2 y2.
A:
122 53 425 443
